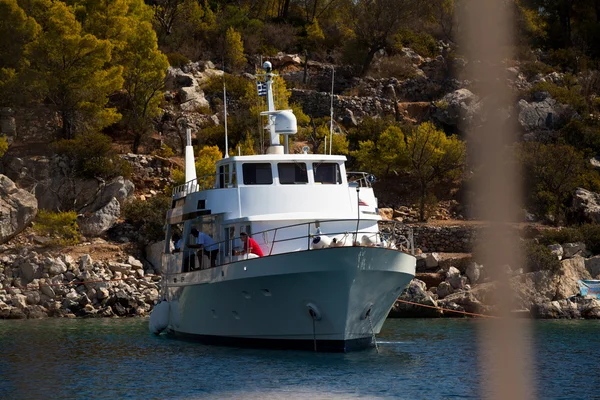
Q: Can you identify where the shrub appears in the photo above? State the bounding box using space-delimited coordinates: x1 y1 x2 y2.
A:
122 195 171 241
523 241 561 272
537 227 584 246
520 61 554 80
33 210 81 246
369 54 416 80
166 52 190 68
393 29 439 58
529 80 586 113
578 223 600 255
53 133 132 180
0 135 8 158
203 74 252 99
152 143 175 159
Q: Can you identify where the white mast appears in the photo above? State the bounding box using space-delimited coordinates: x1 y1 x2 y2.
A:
223 79 229 158
184 125 197 187
260 61 297 155
329 67 335 155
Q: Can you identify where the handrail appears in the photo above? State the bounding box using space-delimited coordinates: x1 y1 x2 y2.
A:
346 171 375 188
167 219 414 272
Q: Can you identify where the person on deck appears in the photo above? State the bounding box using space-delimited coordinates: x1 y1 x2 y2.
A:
239 232 264 258
189 228 219 268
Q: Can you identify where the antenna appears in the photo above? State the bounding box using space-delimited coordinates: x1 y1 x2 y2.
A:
323 136 327 155
223 78 229 158
329 67 335 155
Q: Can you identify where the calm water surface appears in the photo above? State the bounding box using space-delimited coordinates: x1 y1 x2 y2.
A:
0 318 598 399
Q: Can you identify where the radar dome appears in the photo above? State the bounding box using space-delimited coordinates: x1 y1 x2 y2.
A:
274 110 297 135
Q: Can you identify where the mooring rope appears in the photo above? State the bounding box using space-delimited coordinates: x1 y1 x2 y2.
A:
395 299 500 319
17 275 161 290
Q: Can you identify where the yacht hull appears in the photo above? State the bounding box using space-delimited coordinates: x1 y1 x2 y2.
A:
165 246 415 352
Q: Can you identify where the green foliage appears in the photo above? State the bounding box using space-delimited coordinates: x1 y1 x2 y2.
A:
119 20 169 153
33 210 81 246
195 145 222 189
529 79 586 114
53 132 131 179
224 26 246 73
579 224 600 255
537 228 584 246
122 195 170 241
519 61 554 80
152 143 175 158
165 52 190 67
0 0 40 69
516 142 586 223
0 135 8 158
393 28 439 58
406 122 466 221
559 119 600 155
523 241 561 273
23 1 123 139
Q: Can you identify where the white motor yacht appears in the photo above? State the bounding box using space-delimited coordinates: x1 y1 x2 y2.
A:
150 62 416 352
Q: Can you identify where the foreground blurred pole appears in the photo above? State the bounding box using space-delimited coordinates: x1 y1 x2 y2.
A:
459 1 534 399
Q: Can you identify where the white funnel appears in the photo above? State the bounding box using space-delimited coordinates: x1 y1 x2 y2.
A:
185 127 197 184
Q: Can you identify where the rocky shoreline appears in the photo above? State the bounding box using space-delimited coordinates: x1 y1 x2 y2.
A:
1 232 599 320
0 239 161 319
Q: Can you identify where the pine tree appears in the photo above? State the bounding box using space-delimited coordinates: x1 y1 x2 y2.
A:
0 0 40 106
23 1 123 139
121 21 169 153
78 0 168 153
224 26 246 73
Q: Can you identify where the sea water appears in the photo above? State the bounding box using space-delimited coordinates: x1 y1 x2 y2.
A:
0 318 598 399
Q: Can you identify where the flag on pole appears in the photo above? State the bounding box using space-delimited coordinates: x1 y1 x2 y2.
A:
358 199 369 206
256 81 267 97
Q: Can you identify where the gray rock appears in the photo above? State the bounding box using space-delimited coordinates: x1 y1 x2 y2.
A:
447 275 467 290
128 256 143 269
517 97 575 132
78 197 120 237
80 254 93 271
20 262 40 284
570 188 600 224
425 252 441 268
436 281 453 299
445 266 460 278
145 240 166 273
465 262 481 284
548 244 563 260
0 175 38 244
432 89 481 129
585 256 600 278
562 242 586 259
40 284 56 299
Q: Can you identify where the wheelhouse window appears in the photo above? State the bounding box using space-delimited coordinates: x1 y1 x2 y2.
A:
242 163 273 185
313 162 341 184
277 162 308 184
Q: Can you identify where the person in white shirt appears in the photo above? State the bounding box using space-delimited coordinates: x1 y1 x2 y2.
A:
189 228 219 268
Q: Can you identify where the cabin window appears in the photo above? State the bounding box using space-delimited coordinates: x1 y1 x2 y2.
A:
313 163 341 184
242 163 273 185
277 162 308 184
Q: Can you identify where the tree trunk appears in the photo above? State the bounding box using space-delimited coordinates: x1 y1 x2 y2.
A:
303 50 309 84
419 183 427 222
554 193 562 226
361 46 380 77
132 132 141 154
281 0 291 19
61 110 73 140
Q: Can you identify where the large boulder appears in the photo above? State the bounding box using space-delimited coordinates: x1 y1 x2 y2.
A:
585 256 600 278
78 197 121 237
511 255 591 309
0 174 38 244
570 188 600 224
517 95 575 132
432 89 481 129
389 279 442 317
145 240 167 273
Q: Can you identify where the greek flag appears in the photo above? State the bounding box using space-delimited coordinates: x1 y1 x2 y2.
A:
256 81 267 97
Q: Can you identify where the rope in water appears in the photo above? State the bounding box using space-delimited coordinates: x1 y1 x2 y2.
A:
395 299 500 319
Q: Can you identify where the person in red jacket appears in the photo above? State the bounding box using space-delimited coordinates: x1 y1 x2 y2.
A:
240 232 264 257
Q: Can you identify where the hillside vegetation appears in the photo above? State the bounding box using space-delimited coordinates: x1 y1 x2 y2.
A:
1 0 600 227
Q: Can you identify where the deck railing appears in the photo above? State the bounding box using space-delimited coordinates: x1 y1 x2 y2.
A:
167 219 413 273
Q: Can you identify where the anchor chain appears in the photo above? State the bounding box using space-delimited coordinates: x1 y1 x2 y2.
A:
367 310 379 353
309 309 317 352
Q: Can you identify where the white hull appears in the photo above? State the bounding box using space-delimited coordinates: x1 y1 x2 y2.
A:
164 246 415 351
